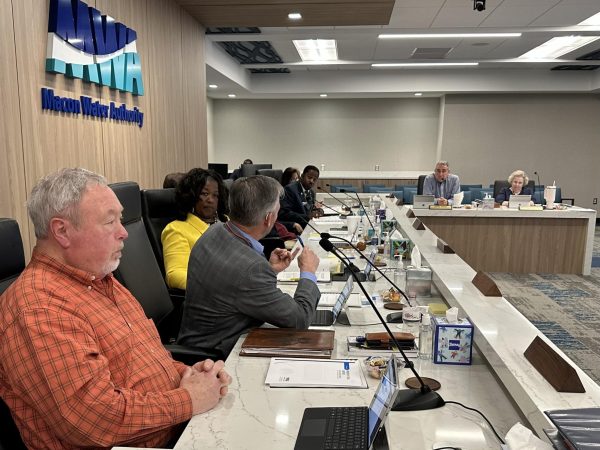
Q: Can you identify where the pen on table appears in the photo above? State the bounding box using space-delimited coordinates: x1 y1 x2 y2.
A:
297 236 305 248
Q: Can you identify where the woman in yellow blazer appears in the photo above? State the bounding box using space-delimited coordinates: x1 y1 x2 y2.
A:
161 168 229 289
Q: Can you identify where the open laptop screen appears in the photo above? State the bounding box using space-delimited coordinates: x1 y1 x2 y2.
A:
331 277 354 321
363 249 377 278
367 357 399 447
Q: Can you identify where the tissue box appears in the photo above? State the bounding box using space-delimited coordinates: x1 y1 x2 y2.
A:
390 238 413 260
405 266 431 297
380 219 396 235
433 317 473 365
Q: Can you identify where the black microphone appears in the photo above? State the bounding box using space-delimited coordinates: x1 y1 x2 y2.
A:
533 171 541 197
319 237 445 411
340 189 376 238
319 186 353 214
320 232 412 307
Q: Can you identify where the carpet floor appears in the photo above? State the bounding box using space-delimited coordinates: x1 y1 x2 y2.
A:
488 227 600 384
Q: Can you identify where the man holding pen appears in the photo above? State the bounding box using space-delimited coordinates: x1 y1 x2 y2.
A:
179 175 321 358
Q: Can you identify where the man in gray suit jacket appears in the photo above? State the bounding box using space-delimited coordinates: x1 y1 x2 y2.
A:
422 160 461 206
178 175 321 358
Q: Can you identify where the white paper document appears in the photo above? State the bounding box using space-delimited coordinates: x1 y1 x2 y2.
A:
319 292 367 308
277 271 331 283
265 358 368 388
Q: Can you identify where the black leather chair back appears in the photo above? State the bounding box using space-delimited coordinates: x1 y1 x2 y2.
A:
0 219 25 295
417 175 427 195
110 182 174 331
257 169 283 184
493 179 535 199
141 188 177 275
0 219 28 450
241 163 272 178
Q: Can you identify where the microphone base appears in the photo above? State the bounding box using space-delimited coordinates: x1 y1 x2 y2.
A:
391 388 445 411
331 267 366 282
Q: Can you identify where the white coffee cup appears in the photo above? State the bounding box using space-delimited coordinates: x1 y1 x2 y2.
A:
453 191 464 206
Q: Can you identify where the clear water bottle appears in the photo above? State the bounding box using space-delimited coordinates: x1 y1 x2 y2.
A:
418 314 433 360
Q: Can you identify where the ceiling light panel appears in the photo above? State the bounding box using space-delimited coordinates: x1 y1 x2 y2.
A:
519 36 600 59
293 39 338 62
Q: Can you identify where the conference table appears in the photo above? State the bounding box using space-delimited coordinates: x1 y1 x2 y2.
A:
411 205 596 275
115 199 600 450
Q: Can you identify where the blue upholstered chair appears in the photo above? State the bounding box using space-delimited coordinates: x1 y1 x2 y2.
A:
330 184 356 193
363 184 387 193
403 187 418 205
460 184 482 191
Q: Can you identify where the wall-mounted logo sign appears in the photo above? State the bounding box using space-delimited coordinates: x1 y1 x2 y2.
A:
46 0 144 95
41 88 144 128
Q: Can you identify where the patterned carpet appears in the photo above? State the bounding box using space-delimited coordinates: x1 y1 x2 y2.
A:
488 227 600 384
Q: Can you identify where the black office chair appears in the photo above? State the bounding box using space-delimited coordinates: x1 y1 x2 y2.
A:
241 163 272 178
0 218 25 295
141 188 177 276
109 182 223 363
0 218 28 450
493 179 535 199
416 175 427 195
257 168 283 184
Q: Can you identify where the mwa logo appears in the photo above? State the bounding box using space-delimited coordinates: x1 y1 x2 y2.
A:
46 0 144 95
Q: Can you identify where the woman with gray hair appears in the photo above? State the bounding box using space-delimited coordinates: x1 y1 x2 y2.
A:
495 169 533 204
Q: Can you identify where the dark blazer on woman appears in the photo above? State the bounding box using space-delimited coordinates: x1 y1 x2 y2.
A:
495 187 533 203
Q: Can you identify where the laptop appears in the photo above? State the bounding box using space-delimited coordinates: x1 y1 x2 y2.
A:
413 195 435 209
312 278 354 326
363 249 377 279
294 357 400 450
509 194 531 209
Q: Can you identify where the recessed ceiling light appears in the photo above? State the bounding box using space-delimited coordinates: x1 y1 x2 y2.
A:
288 12 302 20
208 84 218 89
414 93 423 96
519 35 600 59
293 39 338 62
379 33 521 39
228 94 236 98
372 62 479 68
320 94 328 97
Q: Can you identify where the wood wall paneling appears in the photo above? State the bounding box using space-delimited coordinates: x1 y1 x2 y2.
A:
181 8 207 170
1 0 29 252
147 0 186 185
97 0 154 189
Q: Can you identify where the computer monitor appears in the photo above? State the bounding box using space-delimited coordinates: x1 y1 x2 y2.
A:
208 163 228 179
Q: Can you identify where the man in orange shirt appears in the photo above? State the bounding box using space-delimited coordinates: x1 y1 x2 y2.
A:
0 168 231 450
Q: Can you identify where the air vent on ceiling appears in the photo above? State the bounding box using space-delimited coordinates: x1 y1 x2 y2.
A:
551 65 600 71
411 47 452 59
206 27 260 34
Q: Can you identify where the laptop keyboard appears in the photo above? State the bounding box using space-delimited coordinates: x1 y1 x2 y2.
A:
323 407 368 450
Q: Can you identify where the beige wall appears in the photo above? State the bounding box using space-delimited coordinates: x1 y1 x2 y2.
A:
0 0 208 253
210 95 600 210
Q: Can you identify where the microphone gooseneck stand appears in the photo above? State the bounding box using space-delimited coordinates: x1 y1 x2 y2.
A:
319 237 444 411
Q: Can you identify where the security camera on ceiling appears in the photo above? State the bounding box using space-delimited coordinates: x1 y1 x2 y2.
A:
473 0 485 11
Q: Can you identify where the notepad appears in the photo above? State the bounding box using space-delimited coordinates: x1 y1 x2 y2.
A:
265 358 368 388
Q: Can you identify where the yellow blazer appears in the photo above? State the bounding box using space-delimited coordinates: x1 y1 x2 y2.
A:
161 213 209 290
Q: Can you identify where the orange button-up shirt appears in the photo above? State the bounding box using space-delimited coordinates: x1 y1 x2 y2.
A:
0 250 193 450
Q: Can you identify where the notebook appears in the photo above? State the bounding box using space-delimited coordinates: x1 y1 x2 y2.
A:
240 328 335 359
294 357 400 450
413 195 435 209
545 407 600 450
509 194 531 209
312 278 354 326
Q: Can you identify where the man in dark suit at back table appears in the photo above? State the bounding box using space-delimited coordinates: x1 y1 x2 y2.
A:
178 175 321 358
278 165 324 224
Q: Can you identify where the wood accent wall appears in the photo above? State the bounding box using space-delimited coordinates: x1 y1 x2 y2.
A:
0 0 208 254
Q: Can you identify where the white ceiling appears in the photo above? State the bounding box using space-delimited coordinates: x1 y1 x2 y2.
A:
205 0 600 99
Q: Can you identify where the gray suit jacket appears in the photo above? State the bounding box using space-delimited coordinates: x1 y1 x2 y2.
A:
178 223 320 357
422 173 461 204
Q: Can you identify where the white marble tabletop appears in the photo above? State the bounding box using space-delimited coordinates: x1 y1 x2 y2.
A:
167 220 524 450
411 204 596 219
387 199 600 438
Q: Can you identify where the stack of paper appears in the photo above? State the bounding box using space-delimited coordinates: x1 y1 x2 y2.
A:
277 271 331 283
265 358 368 388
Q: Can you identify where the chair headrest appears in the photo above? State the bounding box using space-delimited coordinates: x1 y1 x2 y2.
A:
109 182 141 224
141 189 177 219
